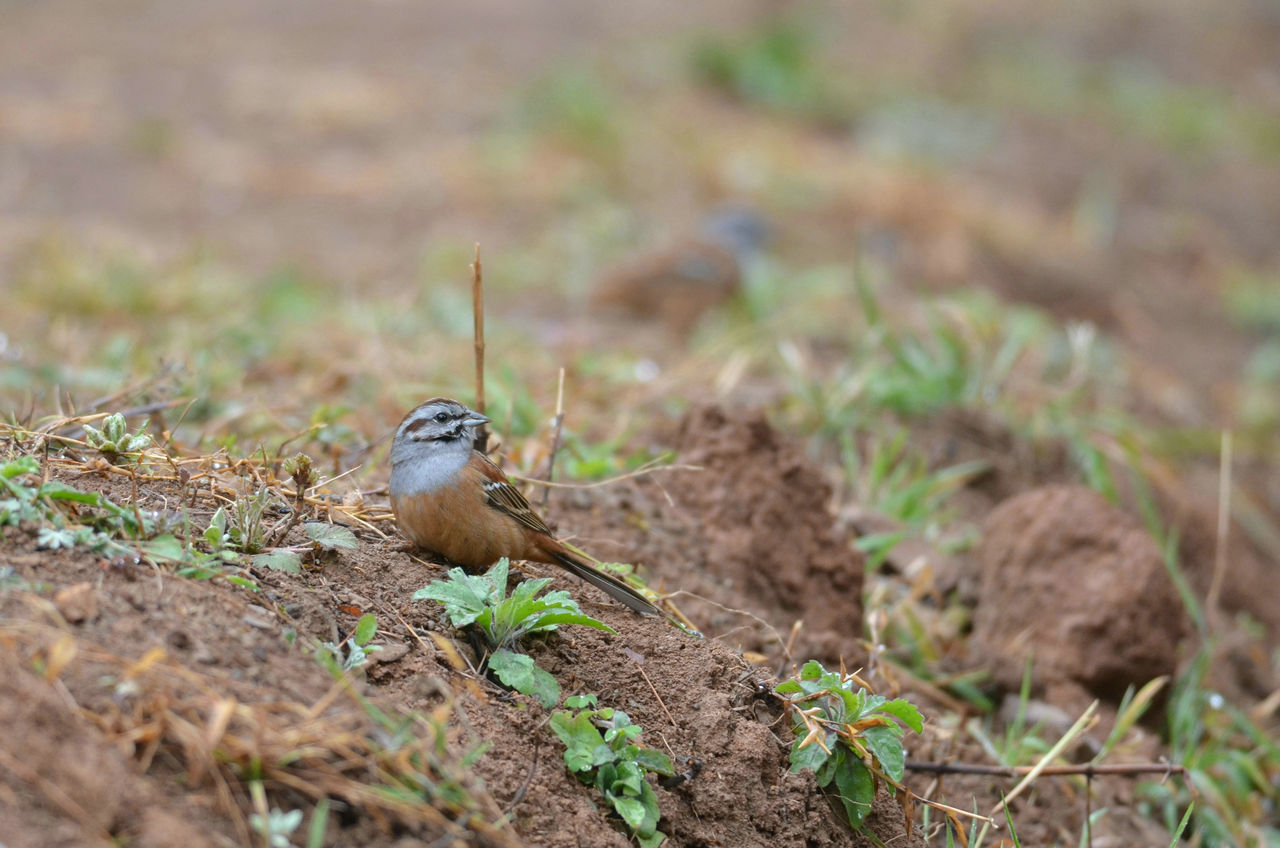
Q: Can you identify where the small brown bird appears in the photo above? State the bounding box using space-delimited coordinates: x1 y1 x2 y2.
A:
389 398 659 615
591 208 768 334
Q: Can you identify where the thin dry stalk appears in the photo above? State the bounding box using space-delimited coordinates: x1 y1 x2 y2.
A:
509 460 702 491
471 243 489 453
977 700 1099 843
664 589 790 665
905 760 1187 779
629 652 678 727
1207 429 1232 625
540 368 567 509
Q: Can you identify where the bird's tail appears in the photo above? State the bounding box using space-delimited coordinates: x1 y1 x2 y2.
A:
548 549 660 616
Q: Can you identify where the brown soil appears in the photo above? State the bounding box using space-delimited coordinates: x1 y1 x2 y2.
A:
972 485 1189 704
552 405 865 669
7 398 1261 846
0 419 919 848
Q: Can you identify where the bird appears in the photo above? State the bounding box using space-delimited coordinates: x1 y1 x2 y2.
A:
590 207 768 334
389 397 660 615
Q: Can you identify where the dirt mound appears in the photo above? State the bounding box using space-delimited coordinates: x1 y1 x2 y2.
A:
551 405 865 668
0 647 219 848
971 485 1189 703
0 452 914 847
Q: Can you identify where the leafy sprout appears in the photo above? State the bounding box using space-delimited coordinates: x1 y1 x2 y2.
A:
318 612 382 674
550 694 674 848
83 412 153 463
777 660 923 831
415 558 615 707
415 558 615 651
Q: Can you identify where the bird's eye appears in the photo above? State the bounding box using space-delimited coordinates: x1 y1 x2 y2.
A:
434 412 449 423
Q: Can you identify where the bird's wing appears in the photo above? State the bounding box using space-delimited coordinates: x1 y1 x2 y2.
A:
471 451 553 536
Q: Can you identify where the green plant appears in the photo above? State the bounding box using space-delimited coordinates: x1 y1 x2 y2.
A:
203 507 250 562
83 412 153 463
777 660 923 831
1139 643 1280 846
550 694 674 847
842 429 985 570
318 612 382 673
415 559 615 708
521 66 621 156
967 657 1052 769
0 453 266 590
2 454 151 552
690 16 854 125
220 483 280 555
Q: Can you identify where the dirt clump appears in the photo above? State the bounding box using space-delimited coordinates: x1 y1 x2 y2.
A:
0 451 917 847
669 405 865 665
548 405 865 668
971 485 1189 703
0 648 219 848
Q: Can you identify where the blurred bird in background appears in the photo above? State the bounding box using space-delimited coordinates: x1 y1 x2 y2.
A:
590 206 768 334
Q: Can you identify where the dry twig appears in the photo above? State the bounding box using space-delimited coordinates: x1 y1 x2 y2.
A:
471 243 489 453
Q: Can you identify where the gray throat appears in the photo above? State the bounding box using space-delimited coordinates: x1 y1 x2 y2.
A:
389 443 470 496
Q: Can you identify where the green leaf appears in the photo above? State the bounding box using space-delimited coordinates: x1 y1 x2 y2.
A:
252 550 303 572
612 796 649 831
488 649 561 708
602 715 641 744
789 731 832 773
226 575 260 591
634 748 675 777
595 762 618 792
878 698 924 733
1 456 39 478
353 613 378 646
507 576 557 607
834 686 862 721
636 830 666 848
488 557 510 600
414 568 492 627
862 724 905 782
611 759 645 796
206 508 228 545
814 745 843 787
558 740 597 774
306 798 330 848
37 482 102 504
565 694 598 709
832 755 875 828
592 742 618 767
634 781 662 837
528 610 617 633
304 522 358 551
775 679 802 695
139 534 186 562
798 659 825 680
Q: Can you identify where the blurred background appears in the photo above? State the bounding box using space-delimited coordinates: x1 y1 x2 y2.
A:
3 0 1279 466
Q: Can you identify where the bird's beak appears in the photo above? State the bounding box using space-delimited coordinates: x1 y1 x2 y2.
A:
465 412 490 426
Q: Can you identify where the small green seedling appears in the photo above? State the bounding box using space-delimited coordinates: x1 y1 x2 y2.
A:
318 612 382 674
83 412 153 463
777 660 924 831
414 558 614 707
2 454 151 552
551 694 674 847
